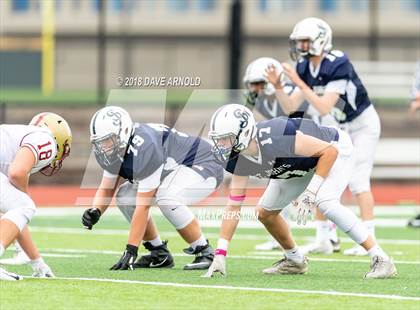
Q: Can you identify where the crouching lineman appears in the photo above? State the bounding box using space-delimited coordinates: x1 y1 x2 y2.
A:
82 106 223 270
203 104 396 279
0 113 72 280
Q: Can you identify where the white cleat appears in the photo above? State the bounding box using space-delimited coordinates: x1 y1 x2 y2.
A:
263 256 308 275
343 245 368 256
301 241 333 255
0 266 23 281
365 256 397 279
0 247 30 265
255 240 281 251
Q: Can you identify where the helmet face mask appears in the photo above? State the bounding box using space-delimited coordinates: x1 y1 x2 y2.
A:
91 133 127 167
289 38 312 61
39 143 71 176
209 104 256 164
90 106 133 169
210 133 241 163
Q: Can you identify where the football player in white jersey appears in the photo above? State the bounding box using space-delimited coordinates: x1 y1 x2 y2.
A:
266 17 382 256
0 112 72 280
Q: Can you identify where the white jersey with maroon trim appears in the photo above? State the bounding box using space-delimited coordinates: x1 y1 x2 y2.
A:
0 124 57 175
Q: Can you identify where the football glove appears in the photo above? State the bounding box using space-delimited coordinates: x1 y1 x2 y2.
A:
29 258 55 278
294 189 316 225
82 208 101 230
201 254 226 278
110 244 138 270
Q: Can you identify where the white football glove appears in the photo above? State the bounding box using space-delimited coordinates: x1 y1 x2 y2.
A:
201 255 226 278
30 259 55 278
294 189 316 225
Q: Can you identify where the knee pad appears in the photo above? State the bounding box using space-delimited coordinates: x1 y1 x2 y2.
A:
157 198 194 230
1 204 36 231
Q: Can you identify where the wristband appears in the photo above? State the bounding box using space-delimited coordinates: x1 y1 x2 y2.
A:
215 249 227 256
229 194 246 202
126 244 138 254
306 174 324 194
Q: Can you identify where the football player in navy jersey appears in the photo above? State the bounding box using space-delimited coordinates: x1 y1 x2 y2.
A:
266 17 381 256
243 57 340 252
82 106 224 271
203 104 395 279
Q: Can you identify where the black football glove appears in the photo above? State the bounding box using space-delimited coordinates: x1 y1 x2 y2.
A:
110 244 138 270
82 208 101 230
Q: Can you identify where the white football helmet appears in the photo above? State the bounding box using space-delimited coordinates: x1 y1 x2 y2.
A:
89 106 133 167
208 104 256 162
243 57 285 96
289 17 332 61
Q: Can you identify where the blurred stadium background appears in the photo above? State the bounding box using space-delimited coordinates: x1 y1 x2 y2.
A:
0 0 419 208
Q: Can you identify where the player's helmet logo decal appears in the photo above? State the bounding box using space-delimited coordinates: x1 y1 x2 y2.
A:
106 110 122 126
233 109 250 128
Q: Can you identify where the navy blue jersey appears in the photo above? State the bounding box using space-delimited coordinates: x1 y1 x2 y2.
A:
97 123 224 186
225 117 338 179
296 50 371 123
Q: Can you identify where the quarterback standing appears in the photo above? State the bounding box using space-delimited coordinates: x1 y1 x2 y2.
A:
0 112 72 280
266 17 381 256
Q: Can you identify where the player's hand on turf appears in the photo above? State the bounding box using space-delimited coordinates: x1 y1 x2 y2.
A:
202 254 226 278
110 244 138 270
294 189 316 225
82 208 101 230
31 261 55 278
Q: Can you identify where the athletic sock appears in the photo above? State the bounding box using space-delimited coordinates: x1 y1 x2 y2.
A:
143 235 163 247
367 245 390 261
328 221 338 243
0 244 4 257
190 235 207 250
363 220 375 239
315 221 330 244
285 247 304 264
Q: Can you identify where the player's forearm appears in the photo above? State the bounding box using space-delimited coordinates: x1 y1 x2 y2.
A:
274 87 299 114
92 188 115 214
127 206 150 247
299 86 333 115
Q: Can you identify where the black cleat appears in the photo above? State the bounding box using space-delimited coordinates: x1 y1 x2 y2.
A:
134 240 174 269
183 242 214 270
408 214 420 228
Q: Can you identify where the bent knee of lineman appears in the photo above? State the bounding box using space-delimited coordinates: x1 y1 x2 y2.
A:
156 197 195 230
1 198 36 231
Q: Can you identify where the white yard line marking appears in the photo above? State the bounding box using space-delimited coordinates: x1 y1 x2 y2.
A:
29 226 420 245
37 248 420 265
38 276 420 301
